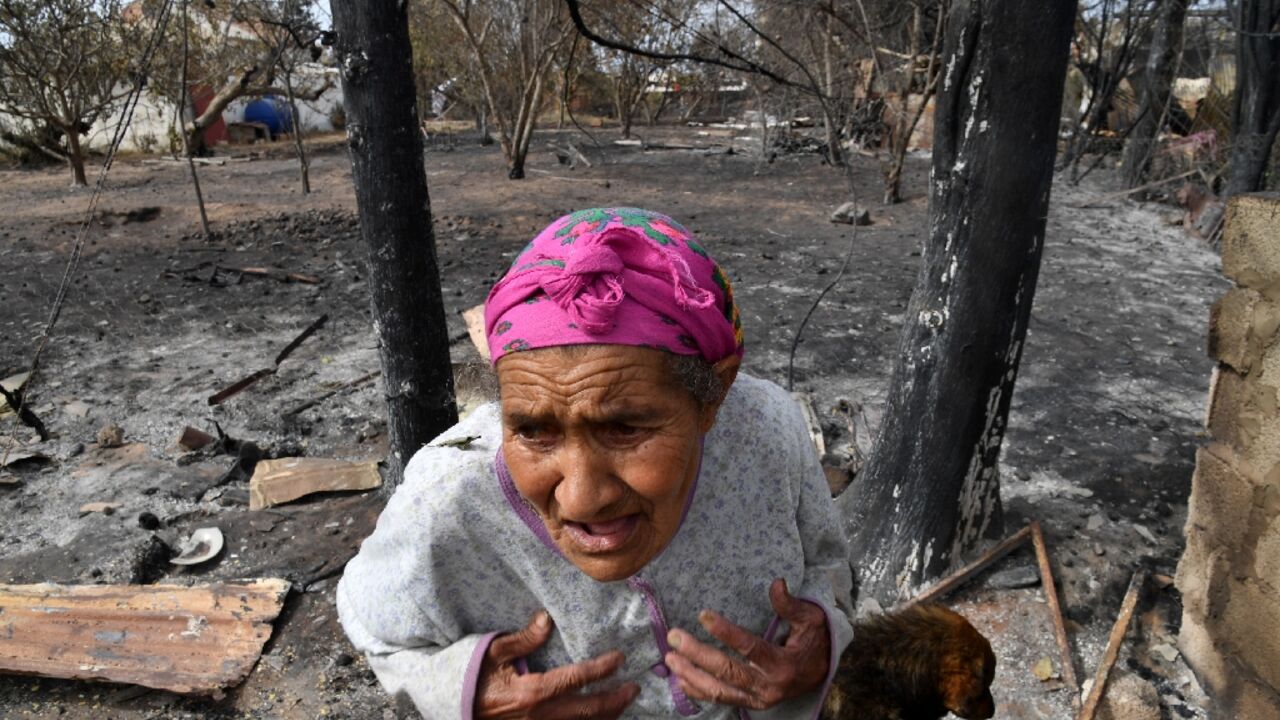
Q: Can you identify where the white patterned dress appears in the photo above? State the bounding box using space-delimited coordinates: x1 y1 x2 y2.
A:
337 373 855 719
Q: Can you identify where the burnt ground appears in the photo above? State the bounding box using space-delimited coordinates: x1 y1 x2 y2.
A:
0 125 1227 718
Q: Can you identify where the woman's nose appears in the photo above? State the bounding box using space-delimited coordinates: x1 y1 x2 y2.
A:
554 442 622 519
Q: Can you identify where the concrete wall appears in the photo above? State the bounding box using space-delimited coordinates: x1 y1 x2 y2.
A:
1176 192 1280 719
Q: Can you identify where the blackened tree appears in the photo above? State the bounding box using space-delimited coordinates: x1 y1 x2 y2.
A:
1224 0 1280 195
838 0 1078 604
330 0 458 487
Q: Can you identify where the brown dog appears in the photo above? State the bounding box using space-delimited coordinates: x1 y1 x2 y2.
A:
822 604 996 720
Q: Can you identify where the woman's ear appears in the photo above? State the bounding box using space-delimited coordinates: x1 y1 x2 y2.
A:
698 355 741 433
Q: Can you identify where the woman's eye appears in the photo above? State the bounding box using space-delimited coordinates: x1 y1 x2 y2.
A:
606 423 643 439
515 424 551 441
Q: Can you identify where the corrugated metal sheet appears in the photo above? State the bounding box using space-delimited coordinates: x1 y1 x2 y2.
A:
0 579 289 694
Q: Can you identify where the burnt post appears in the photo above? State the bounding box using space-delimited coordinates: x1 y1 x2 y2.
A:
330 0 457 487
839 0 1077 604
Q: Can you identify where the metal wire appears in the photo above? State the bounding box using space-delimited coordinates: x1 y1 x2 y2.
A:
2 0 179 465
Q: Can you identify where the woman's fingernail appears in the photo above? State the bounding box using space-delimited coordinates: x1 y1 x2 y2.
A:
667 629 681 649
536 611 550 629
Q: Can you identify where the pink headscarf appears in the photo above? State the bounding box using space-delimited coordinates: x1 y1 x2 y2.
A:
484 208 744 365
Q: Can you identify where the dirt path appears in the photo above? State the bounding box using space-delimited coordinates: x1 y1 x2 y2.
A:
0 128 1223 717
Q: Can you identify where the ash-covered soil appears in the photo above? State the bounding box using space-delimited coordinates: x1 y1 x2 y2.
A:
0 126 1224 718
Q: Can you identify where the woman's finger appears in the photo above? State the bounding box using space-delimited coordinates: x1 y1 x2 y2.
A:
769 580 827 633
528 650 627 703
488 610 553 664
695 610 772 663
667 626 760 687
768 579 807 622
665 649 760 708
538 683 640 720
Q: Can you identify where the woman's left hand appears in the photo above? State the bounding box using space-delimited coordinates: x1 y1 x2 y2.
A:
663 578 830 710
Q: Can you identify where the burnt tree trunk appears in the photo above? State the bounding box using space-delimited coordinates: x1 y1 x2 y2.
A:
1225 0 1280 196
64 127 88 187
1120 0 1190 189
331 0 458 488
839 0 1077 605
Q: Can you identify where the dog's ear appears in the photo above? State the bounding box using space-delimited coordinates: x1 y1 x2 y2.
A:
939 617 997 719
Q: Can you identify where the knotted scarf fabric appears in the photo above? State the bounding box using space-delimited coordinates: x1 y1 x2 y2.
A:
484 208 744 365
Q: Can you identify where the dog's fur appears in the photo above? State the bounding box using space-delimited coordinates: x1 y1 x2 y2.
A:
821 605 996 720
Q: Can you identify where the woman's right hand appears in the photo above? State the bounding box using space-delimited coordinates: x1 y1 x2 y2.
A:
475 610 639 719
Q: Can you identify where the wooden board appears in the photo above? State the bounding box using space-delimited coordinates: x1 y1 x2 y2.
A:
462 304 489 359
249 457 381 510
0 579 289 694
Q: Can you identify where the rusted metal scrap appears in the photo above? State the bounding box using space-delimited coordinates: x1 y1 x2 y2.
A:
1078 570 1146 720
1031 520 1081 708
207 314 328 406
899 521 1081 707
0 579 290 694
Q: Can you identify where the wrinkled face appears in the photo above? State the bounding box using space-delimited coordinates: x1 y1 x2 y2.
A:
941 624 997 720
497 345 732 582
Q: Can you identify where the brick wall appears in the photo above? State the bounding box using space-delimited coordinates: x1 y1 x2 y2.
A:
1176 192 1280 719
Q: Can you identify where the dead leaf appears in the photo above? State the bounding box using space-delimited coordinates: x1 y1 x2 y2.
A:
1032 656 1058 682
78 501 122 517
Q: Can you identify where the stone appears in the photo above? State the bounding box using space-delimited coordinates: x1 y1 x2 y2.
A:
1221 193 1280 290
1184 444 1262 551
1134 524 1157 544
1087 513 1105 531
1208 287 1267 372
1220 576 1280 690
95 424 125 448
136 512 161 531
1204 367 1280 469
829 202 871 226
1151 642 1180 663
1097 672 1161 720
985 565 1041 590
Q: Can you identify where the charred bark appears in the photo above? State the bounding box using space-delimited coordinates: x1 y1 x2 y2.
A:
839 0 1077 605
64 127 88 187
331 0 458 488
1120 0 1189 189
1225 0 1280 196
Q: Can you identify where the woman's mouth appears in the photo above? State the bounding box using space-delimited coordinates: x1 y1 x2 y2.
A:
563 514 640 554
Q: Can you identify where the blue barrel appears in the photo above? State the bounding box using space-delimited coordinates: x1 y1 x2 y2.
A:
243 97 293 135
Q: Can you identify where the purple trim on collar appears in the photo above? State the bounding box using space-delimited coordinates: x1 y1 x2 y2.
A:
495 449 562 556
493 442 707 716
460 631 501 720
628 575 700 716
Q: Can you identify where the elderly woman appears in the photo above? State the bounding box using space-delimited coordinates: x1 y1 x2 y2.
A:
337 207 854 719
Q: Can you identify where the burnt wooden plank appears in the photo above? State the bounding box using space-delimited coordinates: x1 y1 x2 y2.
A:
0 579 289 694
